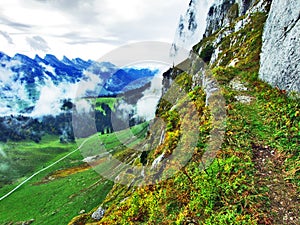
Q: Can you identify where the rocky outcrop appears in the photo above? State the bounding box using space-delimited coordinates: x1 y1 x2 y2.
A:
204 0 237 37
259 0 300 93
91 206 105 220
204 0 256 37
194 0 271 69
236 0 256 15
201 0 300 94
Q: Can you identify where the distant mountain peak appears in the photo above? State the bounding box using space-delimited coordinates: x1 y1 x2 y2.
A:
0 52 10 61
62 56 73 65
44 54 60 62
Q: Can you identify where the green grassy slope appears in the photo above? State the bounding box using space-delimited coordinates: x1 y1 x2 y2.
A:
69 5 299 225
0 136 77 187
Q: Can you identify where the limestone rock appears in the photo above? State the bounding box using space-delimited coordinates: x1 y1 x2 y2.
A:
259 0 300 93
204 0 237 37
204 0 256 37
236 0 256 15
91 206 105 221
234 95 254 104
151 153 165 170
230 78 248 91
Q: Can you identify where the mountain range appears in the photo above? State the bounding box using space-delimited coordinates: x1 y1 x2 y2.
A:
0 52 158 118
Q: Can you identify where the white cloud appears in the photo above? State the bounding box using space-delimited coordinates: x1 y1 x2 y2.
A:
0 31 14 44
136 77 163 120
0 0 216 61
0 0 195 59
26 35 50 51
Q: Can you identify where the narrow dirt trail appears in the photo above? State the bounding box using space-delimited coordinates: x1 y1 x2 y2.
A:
252 143 299 225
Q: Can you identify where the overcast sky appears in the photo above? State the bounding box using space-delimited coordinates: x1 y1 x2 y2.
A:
0 0 213 60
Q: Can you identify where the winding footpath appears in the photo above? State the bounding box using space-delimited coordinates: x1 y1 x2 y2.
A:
0 136 94 202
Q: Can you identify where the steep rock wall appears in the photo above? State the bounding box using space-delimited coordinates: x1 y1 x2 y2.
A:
193 0 270 70
204 0 256 37
259 0 300 93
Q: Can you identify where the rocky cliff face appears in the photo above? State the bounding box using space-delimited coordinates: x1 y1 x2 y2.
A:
259 0 300 93
200 0 300 93
193 0 271 71
236 0 256 16
204 0 256 37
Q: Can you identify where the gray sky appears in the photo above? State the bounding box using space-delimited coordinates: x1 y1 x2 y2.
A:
0 0 213 60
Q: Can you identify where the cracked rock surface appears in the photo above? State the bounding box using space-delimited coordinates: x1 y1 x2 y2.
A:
259 0 300 93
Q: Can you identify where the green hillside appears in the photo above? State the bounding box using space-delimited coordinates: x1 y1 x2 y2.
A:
69 4 299 225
